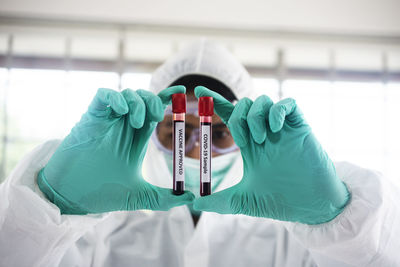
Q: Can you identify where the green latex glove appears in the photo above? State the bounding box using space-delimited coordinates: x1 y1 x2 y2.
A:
38 86 194 214
193 86 350 224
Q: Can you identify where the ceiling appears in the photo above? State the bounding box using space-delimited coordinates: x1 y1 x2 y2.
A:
0 0 399 36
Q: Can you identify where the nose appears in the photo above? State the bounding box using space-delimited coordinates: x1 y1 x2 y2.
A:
186 141 200 159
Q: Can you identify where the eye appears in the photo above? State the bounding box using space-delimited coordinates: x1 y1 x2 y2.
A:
185 132 191 142
213 129 230 140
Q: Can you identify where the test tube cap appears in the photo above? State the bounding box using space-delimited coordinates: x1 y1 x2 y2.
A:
199 97 214 116
172 93 186 113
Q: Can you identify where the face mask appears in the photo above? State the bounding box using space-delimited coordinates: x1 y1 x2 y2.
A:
163 152 239 215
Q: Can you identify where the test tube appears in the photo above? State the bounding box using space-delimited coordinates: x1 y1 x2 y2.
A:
172 93 186 195
198 96 214 196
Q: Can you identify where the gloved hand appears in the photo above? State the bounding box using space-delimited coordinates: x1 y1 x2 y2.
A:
193 86 350 224
38 86 194 214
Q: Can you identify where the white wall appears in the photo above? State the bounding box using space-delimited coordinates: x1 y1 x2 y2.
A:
0 0 399 35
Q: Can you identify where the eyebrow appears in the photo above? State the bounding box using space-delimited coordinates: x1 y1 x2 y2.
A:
214 123 227 128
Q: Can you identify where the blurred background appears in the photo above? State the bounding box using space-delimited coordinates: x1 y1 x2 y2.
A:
0 0 399 185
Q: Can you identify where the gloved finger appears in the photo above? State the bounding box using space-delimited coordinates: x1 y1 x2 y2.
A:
133 90 166 147
121 89 146 129
153 187 195 211
228 98 253 147
193 186 237 214
157 85 186 107
128 182 195 211
195 86 234 124
136 89 164 122
268 98 306 133
247 95 274 144
89 88 129 117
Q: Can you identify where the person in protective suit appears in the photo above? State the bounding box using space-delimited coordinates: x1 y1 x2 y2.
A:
1 39 399 267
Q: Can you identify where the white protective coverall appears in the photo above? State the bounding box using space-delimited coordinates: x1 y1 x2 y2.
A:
1 39 400 267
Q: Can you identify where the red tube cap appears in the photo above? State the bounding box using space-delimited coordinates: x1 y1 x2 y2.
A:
198 97 214 116
172 93 186 113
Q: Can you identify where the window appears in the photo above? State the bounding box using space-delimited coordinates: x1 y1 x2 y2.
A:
283 80 400 187
282 80 333 150
121 73 152 90
1 71 400 186
252 78 280 102
386 83 400 186
0 69 120 179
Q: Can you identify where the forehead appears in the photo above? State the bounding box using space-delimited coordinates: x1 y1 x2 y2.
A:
166 91 223 124
186 91 196 102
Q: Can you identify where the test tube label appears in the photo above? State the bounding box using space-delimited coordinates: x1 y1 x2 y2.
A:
200 123 211 183
174 121 185 182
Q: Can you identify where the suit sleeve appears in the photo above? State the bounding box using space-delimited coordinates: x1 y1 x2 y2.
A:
283 162 400 267
0 140 108 267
